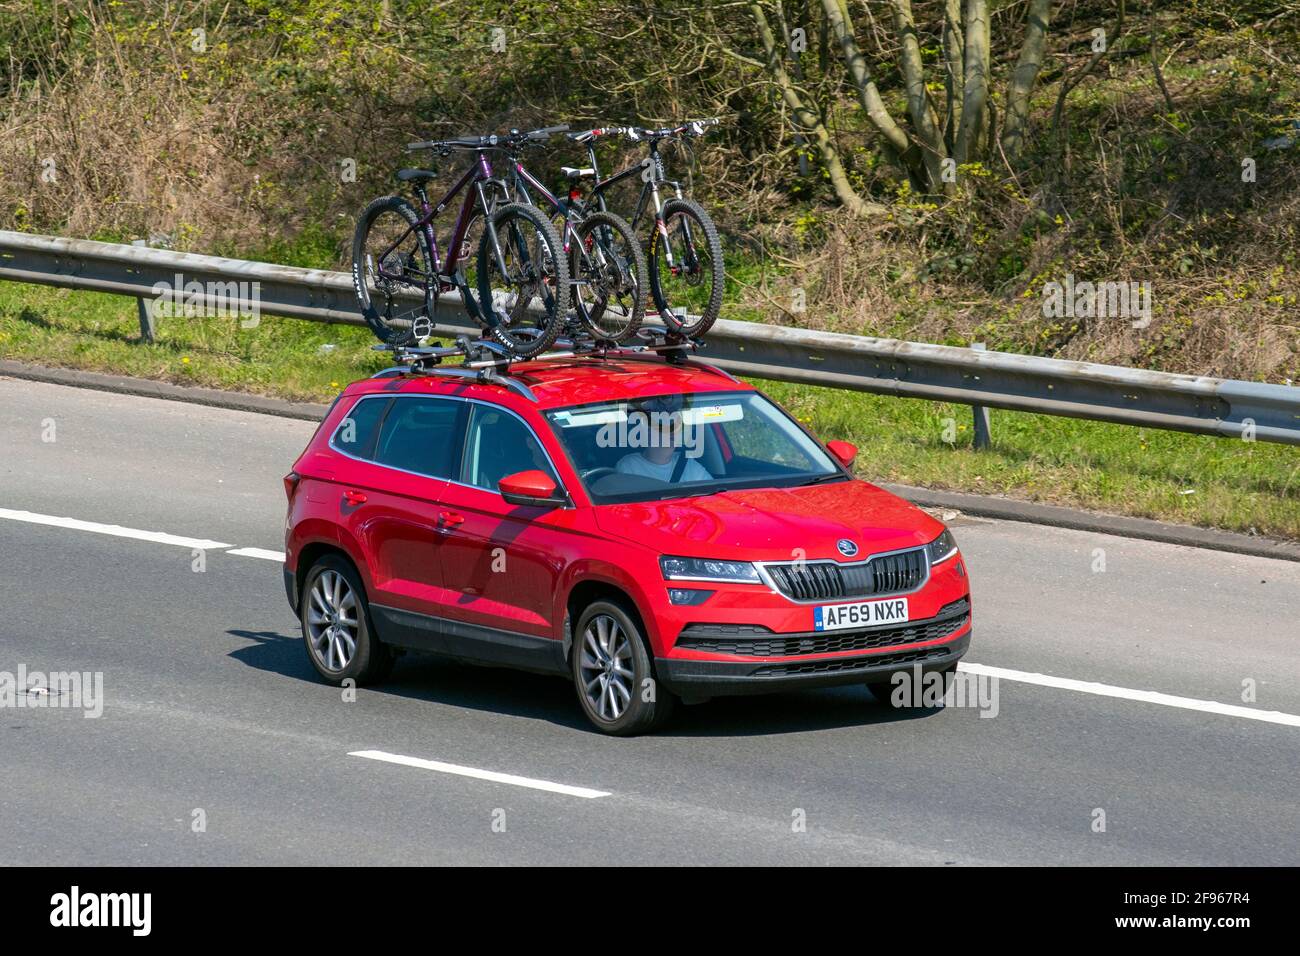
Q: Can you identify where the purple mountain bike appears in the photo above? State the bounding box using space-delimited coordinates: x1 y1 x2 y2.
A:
351 129 570 359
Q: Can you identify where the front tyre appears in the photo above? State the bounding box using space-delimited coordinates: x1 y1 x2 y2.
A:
570 210 646 343
572 599 675 736
476 202 570 360
648 197 724 338
300 554 393 686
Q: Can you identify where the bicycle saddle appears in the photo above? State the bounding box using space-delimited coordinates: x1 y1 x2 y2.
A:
395 168 438 183
561 166 596 180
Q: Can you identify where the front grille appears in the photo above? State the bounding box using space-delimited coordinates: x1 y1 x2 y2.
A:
678 598 970 658
763 547 927 601
754 646 949 677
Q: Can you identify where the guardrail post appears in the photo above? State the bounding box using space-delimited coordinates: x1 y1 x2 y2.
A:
131 240 157 343
970 342 991 450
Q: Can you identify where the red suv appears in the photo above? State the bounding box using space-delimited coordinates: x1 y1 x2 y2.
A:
283 355 971 735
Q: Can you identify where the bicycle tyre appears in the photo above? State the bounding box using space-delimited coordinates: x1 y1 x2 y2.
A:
571 210 647 343
648 196 724 338
476 202 570 360
351 195 434 346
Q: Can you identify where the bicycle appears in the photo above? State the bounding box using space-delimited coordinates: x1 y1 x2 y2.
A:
565 119 725 338
351 131 570 360
497 126 648 344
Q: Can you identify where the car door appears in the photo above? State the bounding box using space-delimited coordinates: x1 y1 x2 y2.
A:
332 395 467 634
437 402 576 653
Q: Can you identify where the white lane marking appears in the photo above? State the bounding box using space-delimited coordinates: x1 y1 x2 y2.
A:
0 507 231 551
226 547 286 562
4 506 1297 732
349 749 611 799
959 662 1300 728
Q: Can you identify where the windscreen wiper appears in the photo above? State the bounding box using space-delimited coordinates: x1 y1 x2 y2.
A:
795 473 848 486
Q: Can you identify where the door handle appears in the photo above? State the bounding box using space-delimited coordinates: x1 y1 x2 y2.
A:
437 511 465 528
343 490 368 506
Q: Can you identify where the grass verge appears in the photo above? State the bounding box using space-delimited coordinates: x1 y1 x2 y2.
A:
2 281 1297 540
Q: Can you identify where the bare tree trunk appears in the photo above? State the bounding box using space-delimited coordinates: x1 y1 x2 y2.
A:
941 0 965 151
890 0 951 193
819 0 911 158
1000 0 1052 163
774 0 811 177
750 2 886 216
954 0 990 165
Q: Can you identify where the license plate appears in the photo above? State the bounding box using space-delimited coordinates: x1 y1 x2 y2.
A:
813 597 909 631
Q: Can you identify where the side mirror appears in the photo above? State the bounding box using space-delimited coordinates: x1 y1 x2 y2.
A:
826 440 857 468
499 470 566 508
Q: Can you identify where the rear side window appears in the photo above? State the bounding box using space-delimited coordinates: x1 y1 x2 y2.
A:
461 404 557 492
331 396 390 460
372 398 465 478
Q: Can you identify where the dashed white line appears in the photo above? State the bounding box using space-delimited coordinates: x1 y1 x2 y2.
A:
349 749 612 799
959 662 1300 728
0 507 232 551
4 506 1297 731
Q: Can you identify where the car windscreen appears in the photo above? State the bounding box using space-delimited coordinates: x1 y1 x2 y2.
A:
544 391 842 504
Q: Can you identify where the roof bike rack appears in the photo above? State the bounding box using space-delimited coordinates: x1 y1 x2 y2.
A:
368 326 726 396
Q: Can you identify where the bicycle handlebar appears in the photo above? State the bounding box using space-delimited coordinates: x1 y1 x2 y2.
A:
406 125 570 154
405 135 501 152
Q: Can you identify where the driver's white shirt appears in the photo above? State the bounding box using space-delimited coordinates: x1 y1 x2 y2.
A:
616 451 711 483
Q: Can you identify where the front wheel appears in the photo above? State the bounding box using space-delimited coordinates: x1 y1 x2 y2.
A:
570 210 647 343
476 202 570 360
572 599 675 736
648 197 724 338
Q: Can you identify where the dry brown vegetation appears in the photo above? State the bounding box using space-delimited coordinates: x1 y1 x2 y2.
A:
1 0 1298 382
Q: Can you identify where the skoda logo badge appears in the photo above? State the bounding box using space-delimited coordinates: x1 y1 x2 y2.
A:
836 539 858 557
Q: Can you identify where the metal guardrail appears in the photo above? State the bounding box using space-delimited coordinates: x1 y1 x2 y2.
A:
2 230 1298 446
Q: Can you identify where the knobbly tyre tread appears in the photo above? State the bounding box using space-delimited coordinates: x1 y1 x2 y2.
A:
572 210 647 343
352 195 433 346
476 202 571 360
648 196 724 339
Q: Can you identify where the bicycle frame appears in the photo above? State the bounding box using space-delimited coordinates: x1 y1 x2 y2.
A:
585 138 691 271
372 151 509 320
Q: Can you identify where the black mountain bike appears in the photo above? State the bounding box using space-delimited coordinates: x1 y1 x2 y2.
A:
565 119 724 338
496 126 647 344
351 131 569 360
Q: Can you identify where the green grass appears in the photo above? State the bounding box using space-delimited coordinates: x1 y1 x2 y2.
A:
2 281 1298 540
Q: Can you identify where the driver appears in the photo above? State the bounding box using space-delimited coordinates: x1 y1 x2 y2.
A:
615 394 712 483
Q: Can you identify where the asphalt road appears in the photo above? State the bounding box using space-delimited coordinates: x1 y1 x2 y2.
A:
1 377 1297 865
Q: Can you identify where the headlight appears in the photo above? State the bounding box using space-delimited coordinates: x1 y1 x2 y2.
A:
926 529 958 565
660 555 761 583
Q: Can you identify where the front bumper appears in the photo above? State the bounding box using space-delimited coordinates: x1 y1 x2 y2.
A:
657 630 969 697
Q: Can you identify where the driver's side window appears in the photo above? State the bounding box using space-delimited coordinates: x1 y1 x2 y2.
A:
460 405 558 492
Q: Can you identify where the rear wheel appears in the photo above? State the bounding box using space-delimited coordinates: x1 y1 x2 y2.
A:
648 197 724 338
476 202 570 359
352 195 434 346
300 554 393 686
572 599 675 735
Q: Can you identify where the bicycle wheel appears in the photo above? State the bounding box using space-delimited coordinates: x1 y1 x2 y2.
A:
570 210 646 343
476 202 570 360
352 195 434 345
648 197 724 338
